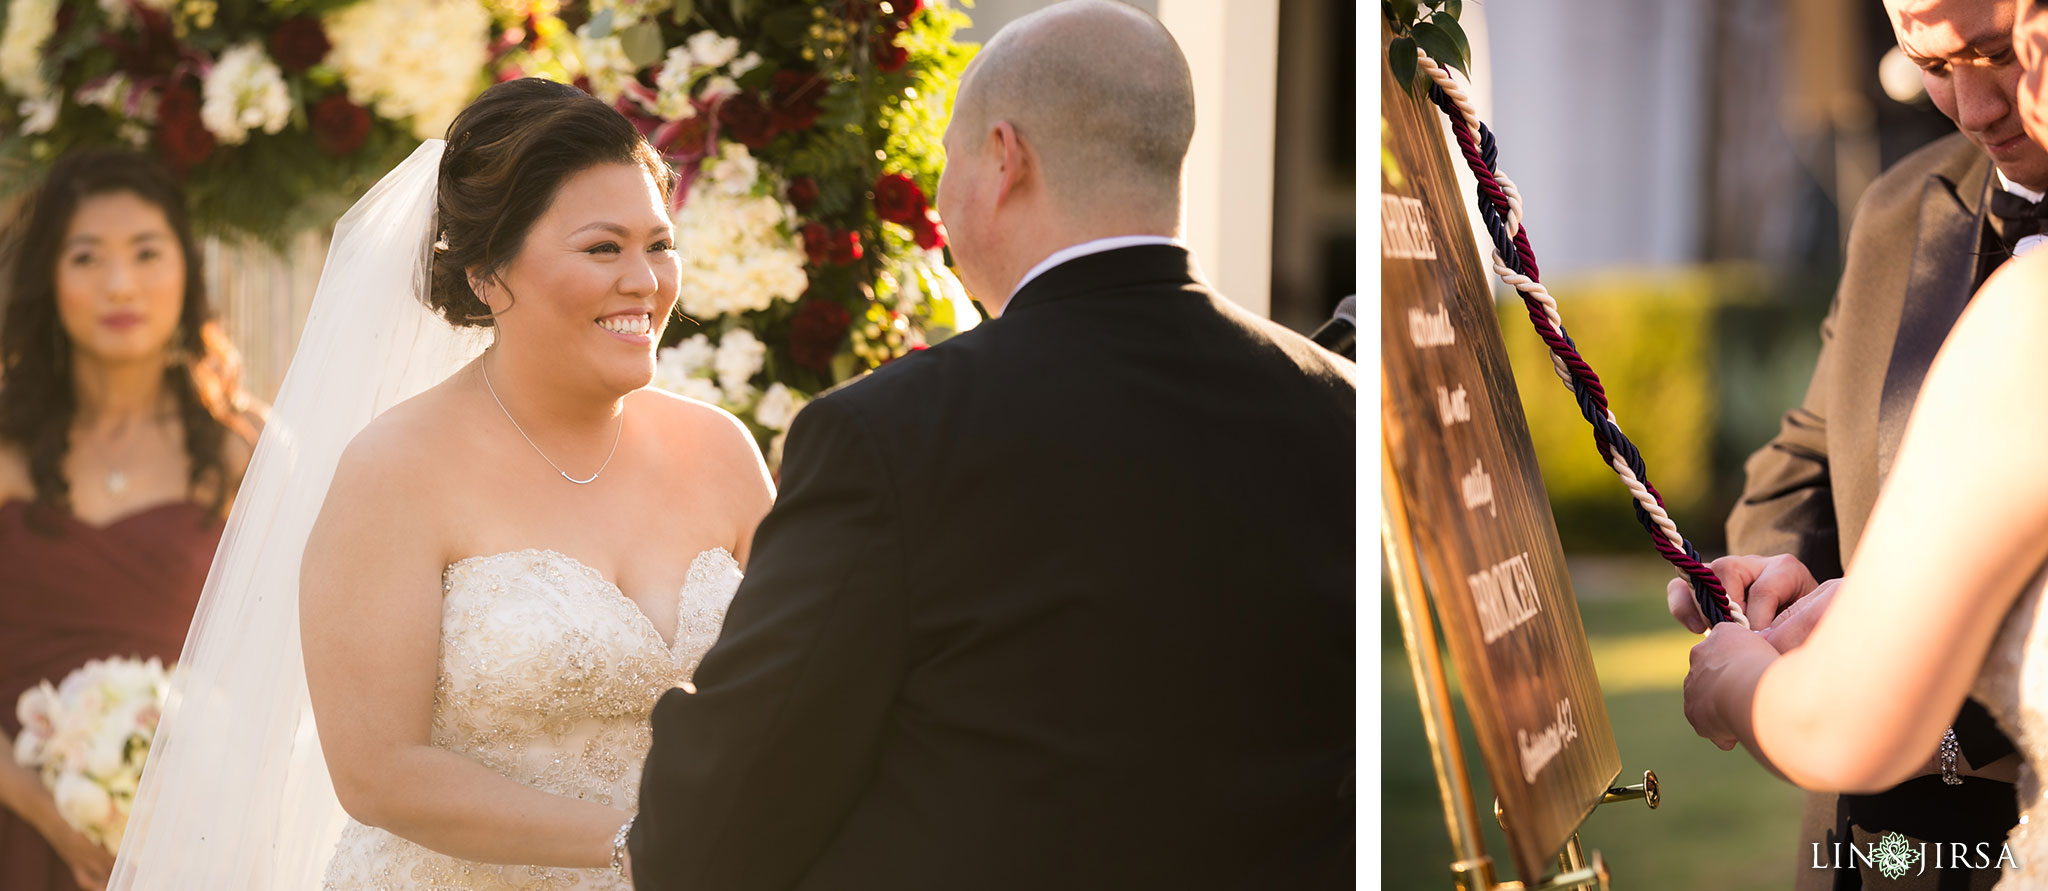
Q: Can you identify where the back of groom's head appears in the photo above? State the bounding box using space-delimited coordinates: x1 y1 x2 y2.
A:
957 0 1194 209
937 0 1195 309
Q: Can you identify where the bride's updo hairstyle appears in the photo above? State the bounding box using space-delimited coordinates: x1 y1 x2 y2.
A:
426 77 674 327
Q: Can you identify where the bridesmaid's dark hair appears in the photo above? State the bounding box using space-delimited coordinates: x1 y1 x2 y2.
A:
427 77 675 327
0 148 255 531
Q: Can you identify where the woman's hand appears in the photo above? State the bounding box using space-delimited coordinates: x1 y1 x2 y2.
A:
1684 622 1780 750
45 823 113 891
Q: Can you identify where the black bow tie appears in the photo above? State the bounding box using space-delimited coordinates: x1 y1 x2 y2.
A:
1991 189 2048 246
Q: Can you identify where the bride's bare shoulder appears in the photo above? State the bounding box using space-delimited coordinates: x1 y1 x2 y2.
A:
632 387 758 452
630 386 770 489
329 372 483 503
1969 251 2048 339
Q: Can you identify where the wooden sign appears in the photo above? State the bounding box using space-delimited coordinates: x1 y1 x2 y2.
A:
1379 27 1623 881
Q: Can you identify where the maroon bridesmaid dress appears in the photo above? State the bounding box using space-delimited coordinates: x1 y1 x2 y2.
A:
0 499 221 891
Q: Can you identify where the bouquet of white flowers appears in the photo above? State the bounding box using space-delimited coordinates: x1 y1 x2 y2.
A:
13 656 171 854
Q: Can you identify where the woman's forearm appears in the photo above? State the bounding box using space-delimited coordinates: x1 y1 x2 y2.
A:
1751 646 1943 793
0 731 68 839
340 745 627 868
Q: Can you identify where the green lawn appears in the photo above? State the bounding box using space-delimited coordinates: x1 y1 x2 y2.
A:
1380 557 1806 889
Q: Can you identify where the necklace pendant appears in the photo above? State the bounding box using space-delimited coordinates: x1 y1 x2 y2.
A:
561 470 600 485
106 470 128 496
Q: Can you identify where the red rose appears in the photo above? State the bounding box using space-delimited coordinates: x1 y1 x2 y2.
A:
872 38 908 73
768 70 826 132
787 176 820 213
910 207 947 250
883 0 924 28
789 299 853 374
828 228 863 265
269 17 331 74
717 94 776 149
872 172 924 225
801 223 861 266
311 94 371 157
155 84 214 173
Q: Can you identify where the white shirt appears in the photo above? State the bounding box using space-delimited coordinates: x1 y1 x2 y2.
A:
1008 236 1186 302
1999 170 2046 204
1997 171 2048 258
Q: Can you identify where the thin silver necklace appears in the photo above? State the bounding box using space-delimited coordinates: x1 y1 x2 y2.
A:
480 357 621 485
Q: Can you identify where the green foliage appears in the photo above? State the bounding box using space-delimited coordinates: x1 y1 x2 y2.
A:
1496 271 1719 554
1383 0 1469 92
1491 266 1833 556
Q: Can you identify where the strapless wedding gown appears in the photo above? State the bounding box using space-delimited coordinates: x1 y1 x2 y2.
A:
320 547 741 890
1970 565 2048 887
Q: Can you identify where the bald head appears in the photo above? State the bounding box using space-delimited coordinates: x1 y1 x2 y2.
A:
954 0 1195 214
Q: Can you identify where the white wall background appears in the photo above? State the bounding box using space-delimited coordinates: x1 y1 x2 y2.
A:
956 0 1279 315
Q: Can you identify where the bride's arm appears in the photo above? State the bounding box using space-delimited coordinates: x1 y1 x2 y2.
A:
1697 252 2048 792
300 428 629 868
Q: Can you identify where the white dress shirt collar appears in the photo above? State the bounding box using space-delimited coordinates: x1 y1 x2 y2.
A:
1998 170 2045 204
1008 236 1185 302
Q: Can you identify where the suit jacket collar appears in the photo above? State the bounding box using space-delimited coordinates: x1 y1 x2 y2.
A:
1000 244 1204 316
1875 149 1994 482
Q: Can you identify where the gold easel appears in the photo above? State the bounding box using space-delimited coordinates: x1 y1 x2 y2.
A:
1384 443 1658 890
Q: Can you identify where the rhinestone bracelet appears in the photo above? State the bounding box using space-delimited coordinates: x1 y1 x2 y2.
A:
1941 728 1963 785
610 816 635 877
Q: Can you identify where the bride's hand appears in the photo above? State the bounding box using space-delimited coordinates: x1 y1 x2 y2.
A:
1760 578 1842 653
45 822 112 891
1684 622 1780 750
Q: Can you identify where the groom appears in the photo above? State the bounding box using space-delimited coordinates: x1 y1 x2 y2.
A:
627 2 1355 888
1675 0 2041 887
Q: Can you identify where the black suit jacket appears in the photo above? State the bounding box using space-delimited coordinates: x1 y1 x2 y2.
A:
1727 131 2018 890
629 245 1356 890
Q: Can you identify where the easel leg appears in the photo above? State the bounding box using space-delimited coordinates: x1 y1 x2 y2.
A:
1384 446 1500 888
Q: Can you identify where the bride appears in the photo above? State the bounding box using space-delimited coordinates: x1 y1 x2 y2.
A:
107 78 772 888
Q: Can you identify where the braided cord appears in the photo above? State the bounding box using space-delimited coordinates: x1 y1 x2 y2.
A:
1411 50 1745 628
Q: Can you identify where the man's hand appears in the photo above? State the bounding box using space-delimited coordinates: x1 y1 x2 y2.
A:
1758 578 1840 653
1667 554 1821 633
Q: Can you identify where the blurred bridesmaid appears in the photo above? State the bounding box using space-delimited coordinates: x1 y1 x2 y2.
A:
0 149 262 891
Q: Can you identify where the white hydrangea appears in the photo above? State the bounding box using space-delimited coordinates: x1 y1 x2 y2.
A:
0 0 57 100
713 328 765 394
753 383 805 432
17 90 58 135
323 0 492 140
574 29 637 103
728 51 762 79
695 74 739 103
200 43 292 144
654 45 698 119
701 142 759 196
671 376 723 405
672 143 810 319
654 334 730 407
684 30 740 70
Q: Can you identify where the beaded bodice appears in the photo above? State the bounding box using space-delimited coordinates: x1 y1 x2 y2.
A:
1971 564 2048 888
321 548 741 889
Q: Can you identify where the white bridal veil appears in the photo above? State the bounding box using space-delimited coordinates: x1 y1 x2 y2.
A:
107 140 490 889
